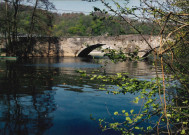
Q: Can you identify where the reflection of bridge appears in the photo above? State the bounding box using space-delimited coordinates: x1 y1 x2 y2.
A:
0 35 160 57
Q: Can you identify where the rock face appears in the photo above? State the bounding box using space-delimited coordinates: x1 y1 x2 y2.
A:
0 35 160 57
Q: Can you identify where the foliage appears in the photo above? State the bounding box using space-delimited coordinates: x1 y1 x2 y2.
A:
79 0 189 134
52 12 160 37
0 0 54 57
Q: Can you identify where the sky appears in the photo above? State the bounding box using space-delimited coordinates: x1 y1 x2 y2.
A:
48 0 141 14
1 0 139 14
0 0 164 14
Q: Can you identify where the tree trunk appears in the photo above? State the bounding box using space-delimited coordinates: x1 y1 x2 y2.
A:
26 0 39 57
5 0 12 55
12 0 20 55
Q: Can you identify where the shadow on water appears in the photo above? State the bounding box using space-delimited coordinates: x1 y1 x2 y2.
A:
0 60 57 135
0 58 103 135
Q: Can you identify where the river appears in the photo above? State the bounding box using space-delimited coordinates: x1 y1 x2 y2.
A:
0 57 161 135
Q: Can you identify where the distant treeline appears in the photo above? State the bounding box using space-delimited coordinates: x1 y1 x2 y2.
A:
0 2 54 37
0 2 160 38
52 12 160 36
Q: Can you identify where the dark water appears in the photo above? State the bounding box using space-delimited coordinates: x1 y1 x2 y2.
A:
0 57 161 135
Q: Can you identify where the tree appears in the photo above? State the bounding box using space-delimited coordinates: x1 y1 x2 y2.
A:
85 0 189 134
0 0 55 57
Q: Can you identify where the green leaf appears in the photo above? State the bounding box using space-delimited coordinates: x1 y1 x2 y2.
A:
147 126 152 130
183 122 188 125
181 129 185 134
133 97 139 104
114 111 118 115
136 116 142 120
125 112 129 116
126 117 131 121
130 109 134 114
135 126 140 130
182 100 188 104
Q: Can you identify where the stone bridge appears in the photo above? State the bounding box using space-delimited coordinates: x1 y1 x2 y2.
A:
57 35 160 57
0 35 160 57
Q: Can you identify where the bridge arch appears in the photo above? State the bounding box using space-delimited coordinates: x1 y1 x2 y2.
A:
76 43 160 58
141 45 160 58
77 44 105 57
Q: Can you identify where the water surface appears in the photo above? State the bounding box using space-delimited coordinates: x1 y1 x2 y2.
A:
0 57 161 135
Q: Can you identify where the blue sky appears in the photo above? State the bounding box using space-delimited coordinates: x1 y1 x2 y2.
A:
49 0 141 14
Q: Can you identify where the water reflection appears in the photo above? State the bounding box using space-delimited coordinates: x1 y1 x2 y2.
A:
0 57 161 135
17 57 160 78
0 93 56 135
0 61 57 135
